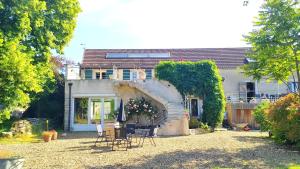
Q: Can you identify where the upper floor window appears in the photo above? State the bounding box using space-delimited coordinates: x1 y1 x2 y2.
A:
145 69 152 79
85 69 92 79
96 72 100 79
106 53 170 58
123 69 130 80
102 69 113 79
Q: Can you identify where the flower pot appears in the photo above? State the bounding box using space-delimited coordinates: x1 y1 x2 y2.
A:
43 135 52 142
50 130 58 140
42 132 53 142
0 158 24 169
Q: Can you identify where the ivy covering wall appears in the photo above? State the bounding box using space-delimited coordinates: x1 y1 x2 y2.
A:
155 60 225 128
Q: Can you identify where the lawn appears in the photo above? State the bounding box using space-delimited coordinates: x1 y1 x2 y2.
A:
0 134 41 144
0 131 299 169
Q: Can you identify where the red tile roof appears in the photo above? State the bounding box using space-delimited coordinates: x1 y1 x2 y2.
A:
81 47 250 69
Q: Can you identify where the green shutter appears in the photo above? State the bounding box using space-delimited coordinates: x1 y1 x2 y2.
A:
85 69 92 79
145 69 152 79
106 69 113 79
123 69 130 80
102 70 113 79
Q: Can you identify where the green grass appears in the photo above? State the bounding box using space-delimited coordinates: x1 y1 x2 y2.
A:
288 165 300 169
0 118 45 144
0 134 41 144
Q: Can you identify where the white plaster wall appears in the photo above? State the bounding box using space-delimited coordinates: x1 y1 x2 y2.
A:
219 69 289 97
64 80 117 130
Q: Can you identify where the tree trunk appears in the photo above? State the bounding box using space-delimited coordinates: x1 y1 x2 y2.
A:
294 55 300 96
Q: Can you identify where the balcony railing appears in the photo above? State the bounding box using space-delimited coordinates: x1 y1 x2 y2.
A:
226 92 283 103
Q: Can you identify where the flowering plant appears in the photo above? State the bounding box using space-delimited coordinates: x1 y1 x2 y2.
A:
125 97 158 122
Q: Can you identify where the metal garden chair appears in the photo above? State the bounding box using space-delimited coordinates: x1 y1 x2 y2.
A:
94 124 110 146
111 127 132 151
139 126 158 147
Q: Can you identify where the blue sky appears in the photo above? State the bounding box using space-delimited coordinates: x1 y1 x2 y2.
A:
63 0 263 63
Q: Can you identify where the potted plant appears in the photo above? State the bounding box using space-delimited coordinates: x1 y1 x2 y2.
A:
0 151 24 169
42 131 53 142
50 130 58 140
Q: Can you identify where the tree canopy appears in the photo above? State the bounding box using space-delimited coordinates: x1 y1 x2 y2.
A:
155 61 225 128
243 0 300 95
0 0 81 122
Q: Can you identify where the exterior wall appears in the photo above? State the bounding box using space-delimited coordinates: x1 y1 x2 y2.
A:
220 69 289 99
64 80 117 130
116 85 165 125
80 68 153 80
80 68 289 98
65 66 291 132
65 65 80 80
64 79 167 131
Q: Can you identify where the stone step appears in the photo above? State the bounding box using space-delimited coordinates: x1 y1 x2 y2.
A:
167 108 184 111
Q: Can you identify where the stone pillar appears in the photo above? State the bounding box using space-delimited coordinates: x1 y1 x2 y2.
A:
101 98 105 129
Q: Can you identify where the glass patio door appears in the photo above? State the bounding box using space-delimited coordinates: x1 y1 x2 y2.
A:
91 99 101 124
73 97 116 131
91 98 115 128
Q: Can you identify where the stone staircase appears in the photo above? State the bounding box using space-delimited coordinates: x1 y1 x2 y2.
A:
114 79 189 136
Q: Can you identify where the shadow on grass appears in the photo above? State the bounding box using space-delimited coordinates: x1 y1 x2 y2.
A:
85 135 300 169
233 135 300 154
59 132 96 140
64 141 141 154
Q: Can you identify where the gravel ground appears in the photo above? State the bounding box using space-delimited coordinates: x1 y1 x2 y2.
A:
1 131 300 169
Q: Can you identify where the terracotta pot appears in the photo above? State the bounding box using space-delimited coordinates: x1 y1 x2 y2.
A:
43 135 52 142
42 132 53 142
50 130 58 140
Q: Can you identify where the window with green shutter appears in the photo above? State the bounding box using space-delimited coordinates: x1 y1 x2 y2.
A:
123 69 130 80
85 69 93 79
103 69 113 79
145 69 152 79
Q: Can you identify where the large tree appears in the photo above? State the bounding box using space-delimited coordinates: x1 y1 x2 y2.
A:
23 56 66 129
0 0 80 122
243 0 300 95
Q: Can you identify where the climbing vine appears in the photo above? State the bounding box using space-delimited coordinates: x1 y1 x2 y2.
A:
155 60 225 128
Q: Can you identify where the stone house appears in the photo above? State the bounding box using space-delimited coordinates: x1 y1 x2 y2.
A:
64 48 294 135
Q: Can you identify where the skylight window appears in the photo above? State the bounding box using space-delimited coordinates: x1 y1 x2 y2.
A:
106 53 170 58
244 58 255 63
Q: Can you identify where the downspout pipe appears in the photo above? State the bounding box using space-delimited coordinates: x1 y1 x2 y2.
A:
68 82 73 131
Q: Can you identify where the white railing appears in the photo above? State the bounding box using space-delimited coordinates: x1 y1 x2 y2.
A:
225 92 282 103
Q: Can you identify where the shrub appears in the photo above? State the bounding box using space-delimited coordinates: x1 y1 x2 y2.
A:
268 94 300 146
199 122 210 130
31 120 46 137
189 117 200 129
108 108 119 120
125 97 158 120
0 117 16 133
253 101 271 132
